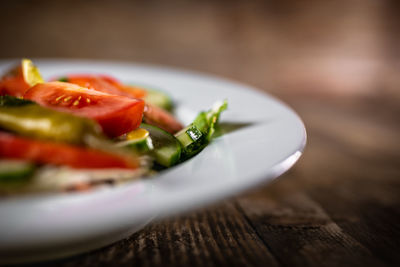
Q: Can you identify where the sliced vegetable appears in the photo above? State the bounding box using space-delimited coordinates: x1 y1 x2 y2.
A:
203 100 228 141
59 75 147 98
127 128 150 141
57 77 68 82
63 75 133 97
0 132 138 169
143 104 183 134
63 75 182 134
111 84 147 99
175 126 206 159
0 69 27 97
0 95 34 106
0 59 43 97
97 75 148 98
142 89 173 111
193 100 228 141
140 123 181 167
175 124 203 150
23 82 145 137
116 128 153 153
177 100 227 159
21 59 44 87
0 59 230 195
0 96 103 145
0 160 36 182
193 112 208 134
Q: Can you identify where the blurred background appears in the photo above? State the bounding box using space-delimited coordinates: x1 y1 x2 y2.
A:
1 0 399 265
1 0 400 99
2 0 397 177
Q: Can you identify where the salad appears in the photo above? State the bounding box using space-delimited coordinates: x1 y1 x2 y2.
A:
0 59 227 193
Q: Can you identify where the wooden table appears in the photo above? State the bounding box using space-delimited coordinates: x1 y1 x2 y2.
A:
1 1 399 266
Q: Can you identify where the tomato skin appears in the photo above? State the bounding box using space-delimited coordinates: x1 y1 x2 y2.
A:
0 132 138 169
65 75 147 98
24 82 145 137
66 75 133 97
0 66 30 97
98 75 148 98
64 75 183 134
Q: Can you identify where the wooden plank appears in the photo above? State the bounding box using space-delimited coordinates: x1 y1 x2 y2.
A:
309 185 400 266
235 178 385 267
44 202 279 267
263 98 400 266
302 127 400 266
295 97 400 266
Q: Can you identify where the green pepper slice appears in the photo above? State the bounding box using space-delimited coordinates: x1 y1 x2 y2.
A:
0 96 104 145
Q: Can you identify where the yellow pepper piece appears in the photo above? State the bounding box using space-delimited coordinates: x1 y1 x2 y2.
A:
126 128 149 141
21 59 44 87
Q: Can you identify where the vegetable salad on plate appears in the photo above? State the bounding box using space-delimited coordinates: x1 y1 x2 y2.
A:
0 59 227 193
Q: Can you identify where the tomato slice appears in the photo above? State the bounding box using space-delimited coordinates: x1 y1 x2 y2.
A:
64 75 183 134
24 82 145 137
99 75 148 98
0 59 44 97
64 75 147 98
0 132 137 169
65 75 132 97
0 65 30 97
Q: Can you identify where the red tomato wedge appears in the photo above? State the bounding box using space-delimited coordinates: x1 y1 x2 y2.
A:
64 75 147 98
0 65 30 97
24 82 145 137
64 75 183 134
100 75 148 99
0 132 137 169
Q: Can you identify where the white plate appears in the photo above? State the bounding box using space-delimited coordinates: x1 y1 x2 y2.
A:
0 59 306 264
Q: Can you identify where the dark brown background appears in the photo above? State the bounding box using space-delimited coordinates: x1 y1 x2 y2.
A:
1 0 399 266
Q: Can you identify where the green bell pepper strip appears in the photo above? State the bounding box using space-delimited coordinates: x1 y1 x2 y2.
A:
0 96 104 145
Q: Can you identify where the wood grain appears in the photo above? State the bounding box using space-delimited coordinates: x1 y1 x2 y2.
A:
236 187 384 267
2 0 400 266
41 203 279 267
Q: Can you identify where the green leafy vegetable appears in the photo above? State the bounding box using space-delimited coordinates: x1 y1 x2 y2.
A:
57 77 69 82
0 95 34 107
176 100 227 160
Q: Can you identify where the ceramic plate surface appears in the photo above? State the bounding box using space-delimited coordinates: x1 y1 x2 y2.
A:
0 59 306 263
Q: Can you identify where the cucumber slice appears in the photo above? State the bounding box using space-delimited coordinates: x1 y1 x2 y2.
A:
175 124 202 147
143 89 173 111
175 124 205 158
140 123 181 167
0 160 36 182
116 128 154 153
117 137 154 153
